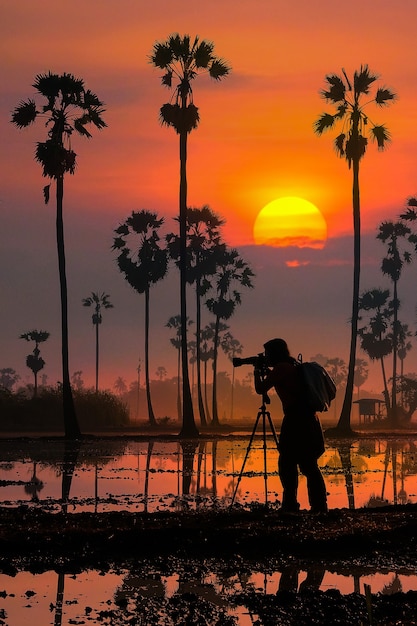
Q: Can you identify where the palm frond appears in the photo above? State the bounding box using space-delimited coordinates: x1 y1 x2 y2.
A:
209 59 231 80
370 124 391 149
151 42 173 68
11 99 38 128
334 133 346 156
194 40 214 68
321 74 346 102
375 87 396 106
400 207 417 221
354 65 377 95
314 112 337 134
74 116 93 138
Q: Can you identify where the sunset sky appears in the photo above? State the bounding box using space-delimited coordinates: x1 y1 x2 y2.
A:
2 0 417 402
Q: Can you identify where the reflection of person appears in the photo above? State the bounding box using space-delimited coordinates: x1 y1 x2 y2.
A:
254 338 327 514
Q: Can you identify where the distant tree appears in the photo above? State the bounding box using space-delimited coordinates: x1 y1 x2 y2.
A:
71 370 84 391
315 65 396 435
82 292 113 392
200 324 215 423
12 72 106 438
354 358 369 399
156 366 167 381
326 357 348 389
377 220 412 422
0 368 20 391
206 247 254 425
358 288 393 411
397 322 413 405
310 353 329 367
167 206 225 427
113 210 168 426
151 34 230 438
114 376 128 396
20 330 50 398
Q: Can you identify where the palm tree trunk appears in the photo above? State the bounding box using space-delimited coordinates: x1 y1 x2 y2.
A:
337 158 360 435
144 288 156 426
95 319 99 393
211 315 220 426
56 175 80 439
196 279 207 426
178 129 198 438
203 359 212 423
391 280 399 423
380 355 391 414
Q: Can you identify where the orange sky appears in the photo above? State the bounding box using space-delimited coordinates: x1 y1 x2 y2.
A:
3 0 417 245
2 0 417 393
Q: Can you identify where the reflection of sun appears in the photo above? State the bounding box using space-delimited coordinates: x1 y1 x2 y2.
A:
253 196 327 248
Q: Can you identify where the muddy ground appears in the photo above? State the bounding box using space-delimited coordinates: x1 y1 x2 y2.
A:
1 503 417 624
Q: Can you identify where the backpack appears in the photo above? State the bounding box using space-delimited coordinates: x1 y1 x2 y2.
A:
297 355 336 412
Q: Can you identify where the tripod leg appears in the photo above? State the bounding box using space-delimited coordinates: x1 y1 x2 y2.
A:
262 411 268 506
230 411 262 506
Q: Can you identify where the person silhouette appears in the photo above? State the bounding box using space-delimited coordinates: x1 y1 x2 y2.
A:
254 338 328 514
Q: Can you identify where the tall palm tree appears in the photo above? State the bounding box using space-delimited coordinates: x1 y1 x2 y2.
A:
358 288 393 412
20 329 50 398
82 292 113 392
150 34 230 438
11 72 107 438
167 206 225 426
206 247 254 425
113 210 168 427
377 220 412 422
314 66 395 435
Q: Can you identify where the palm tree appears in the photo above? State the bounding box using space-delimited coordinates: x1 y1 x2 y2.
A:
20 330 50 398
11 72 107 438
314 66 395 435
167 206 225 426
377 220 411 421
82 292 113 392
150 34 230 438
358 288 393 412
206 247 254 425
113 210 168 427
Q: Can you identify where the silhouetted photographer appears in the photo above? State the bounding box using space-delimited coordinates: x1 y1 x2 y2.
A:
237 338 328 514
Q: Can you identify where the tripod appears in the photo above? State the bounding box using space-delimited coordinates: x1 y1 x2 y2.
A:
231 392 280 507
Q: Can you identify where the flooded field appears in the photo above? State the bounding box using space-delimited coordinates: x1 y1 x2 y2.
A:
1 435 416 512
1 434 417 625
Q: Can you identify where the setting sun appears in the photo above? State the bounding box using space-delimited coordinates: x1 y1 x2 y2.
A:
253 197 328 248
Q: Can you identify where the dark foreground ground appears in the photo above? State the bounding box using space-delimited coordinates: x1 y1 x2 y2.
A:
2 504 417 624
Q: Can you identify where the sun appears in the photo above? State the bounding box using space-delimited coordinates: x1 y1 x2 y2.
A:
253 197 327 249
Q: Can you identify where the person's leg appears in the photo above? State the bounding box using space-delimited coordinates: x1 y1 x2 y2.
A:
298 456 327 512
278 453 299 511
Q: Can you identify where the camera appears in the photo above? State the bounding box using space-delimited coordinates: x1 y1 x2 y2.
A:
232 352 267 369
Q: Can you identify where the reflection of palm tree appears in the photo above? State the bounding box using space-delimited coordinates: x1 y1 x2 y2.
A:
113 210 168 427
82 292 113 392
12 73 106 439
337 443 356 509
24 461 44 501
315 66 395 435
151 34 230 438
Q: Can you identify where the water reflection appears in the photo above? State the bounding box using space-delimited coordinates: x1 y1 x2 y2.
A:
1 437 417 511
1 561 417 625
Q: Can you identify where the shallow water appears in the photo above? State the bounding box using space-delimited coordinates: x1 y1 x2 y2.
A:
0 436 416 512
1 435 417 625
